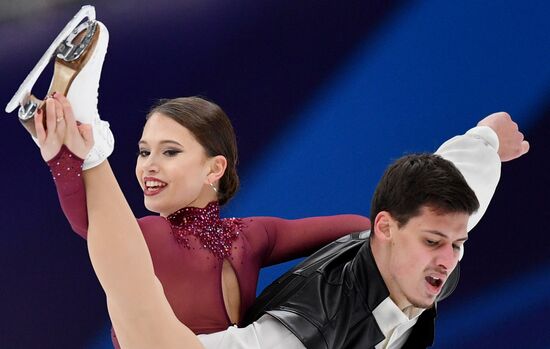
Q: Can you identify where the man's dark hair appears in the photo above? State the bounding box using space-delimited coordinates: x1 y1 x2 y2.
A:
370 153 479 228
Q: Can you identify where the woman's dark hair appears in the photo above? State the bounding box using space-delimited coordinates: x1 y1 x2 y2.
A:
370 153 479 227
147 96 239 205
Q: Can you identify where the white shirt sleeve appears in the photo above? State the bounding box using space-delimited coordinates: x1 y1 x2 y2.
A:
198 314 305 349
435 125 501 232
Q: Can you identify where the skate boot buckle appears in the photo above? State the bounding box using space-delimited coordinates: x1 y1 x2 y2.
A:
55 20 98 62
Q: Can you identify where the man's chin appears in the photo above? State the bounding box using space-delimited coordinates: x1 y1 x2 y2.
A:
407 295 436 310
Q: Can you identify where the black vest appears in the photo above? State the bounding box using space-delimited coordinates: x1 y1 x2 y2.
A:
243 231 459 349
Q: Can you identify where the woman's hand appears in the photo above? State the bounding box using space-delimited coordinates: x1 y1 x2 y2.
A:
34 93 94 162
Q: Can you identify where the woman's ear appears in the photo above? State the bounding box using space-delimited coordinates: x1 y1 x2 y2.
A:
206 155 227 184
373 211 394 240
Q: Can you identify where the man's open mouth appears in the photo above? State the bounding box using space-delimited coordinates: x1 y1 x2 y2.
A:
425 276 443 288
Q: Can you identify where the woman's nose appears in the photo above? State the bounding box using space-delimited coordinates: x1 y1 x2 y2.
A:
143 155 160 173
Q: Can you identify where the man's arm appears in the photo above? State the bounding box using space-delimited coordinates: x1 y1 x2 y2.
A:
435 112 528 232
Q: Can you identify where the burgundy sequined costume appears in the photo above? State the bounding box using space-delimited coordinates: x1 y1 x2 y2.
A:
47 146 370 345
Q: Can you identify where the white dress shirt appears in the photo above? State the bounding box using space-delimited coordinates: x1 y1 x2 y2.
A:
373 297 425 349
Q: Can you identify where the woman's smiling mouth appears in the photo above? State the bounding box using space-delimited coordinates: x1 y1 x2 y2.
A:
144 177 168 196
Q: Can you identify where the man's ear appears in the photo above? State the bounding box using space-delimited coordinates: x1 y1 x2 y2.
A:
373 211 394 240
206 155 227 184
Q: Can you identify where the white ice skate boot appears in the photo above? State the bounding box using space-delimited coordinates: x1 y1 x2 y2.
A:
5 5 114 170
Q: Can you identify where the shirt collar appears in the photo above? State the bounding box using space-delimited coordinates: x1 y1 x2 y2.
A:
372 297 425 337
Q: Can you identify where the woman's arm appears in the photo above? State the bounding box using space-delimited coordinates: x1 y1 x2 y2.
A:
47 146 89 238
259 113 526 267
256 214 370 266
42 95 204 349
34 94 93 238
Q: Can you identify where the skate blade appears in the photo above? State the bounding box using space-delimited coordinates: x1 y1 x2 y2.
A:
5 5 96 116
17 20 100 137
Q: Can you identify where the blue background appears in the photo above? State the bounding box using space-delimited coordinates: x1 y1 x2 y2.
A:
1 1 548 348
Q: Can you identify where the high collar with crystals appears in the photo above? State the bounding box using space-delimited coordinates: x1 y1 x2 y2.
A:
166 201 242 260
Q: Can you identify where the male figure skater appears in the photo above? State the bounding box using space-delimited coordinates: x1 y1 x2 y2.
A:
197 112 529 349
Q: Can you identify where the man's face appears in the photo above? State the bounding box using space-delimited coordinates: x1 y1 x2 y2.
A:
382 206 469 309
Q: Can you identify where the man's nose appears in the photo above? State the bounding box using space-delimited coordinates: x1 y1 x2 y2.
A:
436 244 458 270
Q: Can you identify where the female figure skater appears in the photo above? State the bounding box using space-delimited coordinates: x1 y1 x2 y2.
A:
35 95 529 349
50 95 371 344
9 10 370 347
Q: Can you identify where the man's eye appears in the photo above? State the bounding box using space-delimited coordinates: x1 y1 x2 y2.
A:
164 149 182 157
452 244 462 251
138 150 150 157
425 239 437 246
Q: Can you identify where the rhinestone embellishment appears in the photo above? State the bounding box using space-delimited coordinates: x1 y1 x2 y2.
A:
167 202 242 260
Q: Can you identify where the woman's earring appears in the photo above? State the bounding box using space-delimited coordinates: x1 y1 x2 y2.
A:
209 182 218 193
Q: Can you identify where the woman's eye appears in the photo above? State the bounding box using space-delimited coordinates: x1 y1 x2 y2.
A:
138 150 150 157
163 149 182 157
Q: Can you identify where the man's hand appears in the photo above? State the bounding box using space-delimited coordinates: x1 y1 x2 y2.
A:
477 112 529 162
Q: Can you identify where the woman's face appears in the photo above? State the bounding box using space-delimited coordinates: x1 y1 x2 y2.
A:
135 113 216 216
